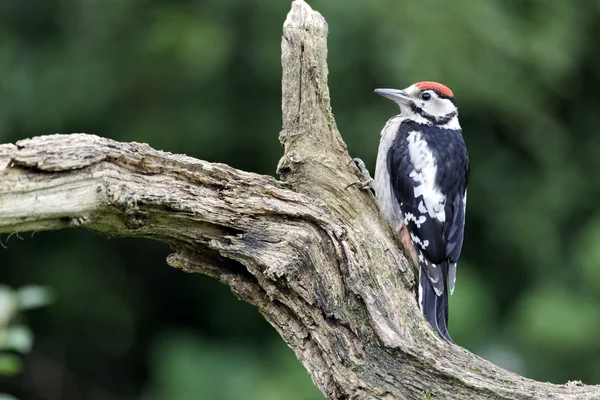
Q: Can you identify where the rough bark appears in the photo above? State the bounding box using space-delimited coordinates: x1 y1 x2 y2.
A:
0 1 597 399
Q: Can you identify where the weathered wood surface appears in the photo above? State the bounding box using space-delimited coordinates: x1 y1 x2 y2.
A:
0 1 597 398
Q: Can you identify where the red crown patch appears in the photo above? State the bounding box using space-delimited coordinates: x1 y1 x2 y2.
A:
414 81 454 98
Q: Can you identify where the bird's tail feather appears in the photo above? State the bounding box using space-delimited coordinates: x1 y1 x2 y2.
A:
419 263 453 343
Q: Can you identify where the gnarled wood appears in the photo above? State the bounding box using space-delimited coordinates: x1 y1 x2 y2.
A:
0 1 598 398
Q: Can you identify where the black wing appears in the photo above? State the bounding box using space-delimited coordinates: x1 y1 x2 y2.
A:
444 162 469 293
387 122 469 294
386 130 446 295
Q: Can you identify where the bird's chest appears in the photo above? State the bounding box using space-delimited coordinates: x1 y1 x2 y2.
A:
373 116 405 230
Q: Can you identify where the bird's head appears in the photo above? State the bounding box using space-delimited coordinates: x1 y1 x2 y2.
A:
375 81 458 126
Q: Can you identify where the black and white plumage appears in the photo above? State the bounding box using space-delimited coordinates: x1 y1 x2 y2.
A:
372 82 469 343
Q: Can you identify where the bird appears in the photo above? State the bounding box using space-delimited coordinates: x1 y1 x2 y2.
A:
349 81 469 343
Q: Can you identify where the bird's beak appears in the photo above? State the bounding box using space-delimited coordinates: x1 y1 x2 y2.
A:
374 88 411 104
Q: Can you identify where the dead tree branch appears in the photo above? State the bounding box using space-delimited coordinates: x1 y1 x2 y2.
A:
0 1 598 398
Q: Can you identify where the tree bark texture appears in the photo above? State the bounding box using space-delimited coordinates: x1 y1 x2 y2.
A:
0 1 597 399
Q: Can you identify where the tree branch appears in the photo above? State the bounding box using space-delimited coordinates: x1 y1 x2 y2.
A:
0 1 598 398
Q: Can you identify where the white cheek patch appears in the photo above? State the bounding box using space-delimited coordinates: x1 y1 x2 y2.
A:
407 131 446 223
425 97 454 116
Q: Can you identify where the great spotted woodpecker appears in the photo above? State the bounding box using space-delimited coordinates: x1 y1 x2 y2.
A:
350 81 469 343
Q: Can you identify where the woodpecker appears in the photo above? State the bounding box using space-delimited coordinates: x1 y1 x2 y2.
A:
350 81 469 343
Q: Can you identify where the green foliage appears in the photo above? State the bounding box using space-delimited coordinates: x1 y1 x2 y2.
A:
0 284 53 400
146 330 322 400
0 354 22 377
0 284 54 357
2 0 600 398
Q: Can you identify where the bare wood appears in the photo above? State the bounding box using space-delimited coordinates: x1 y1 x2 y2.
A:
0 1 598 398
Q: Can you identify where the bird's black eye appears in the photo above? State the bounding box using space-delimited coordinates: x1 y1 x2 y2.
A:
421 92 432 101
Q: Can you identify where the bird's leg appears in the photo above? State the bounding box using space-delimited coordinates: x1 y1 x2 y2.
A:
346 158 374 190
400 225 419 268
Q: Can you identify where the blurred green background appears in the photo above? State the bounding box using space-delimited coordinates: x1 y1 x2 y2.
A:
1 0 600 398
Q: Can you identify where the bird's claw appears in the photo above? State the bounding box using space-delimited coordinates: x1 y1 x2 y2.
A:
345 179 374 190
346 157 374 190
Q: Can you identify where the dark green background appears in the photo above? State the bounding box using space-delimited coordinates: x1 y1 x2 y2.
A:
2 0 600 398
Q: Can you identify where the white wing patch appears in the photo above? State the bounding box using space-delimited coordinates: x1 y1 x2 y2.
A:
404 212 427 228
449 263 457 294
406 131 446 222
410 233 429 250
